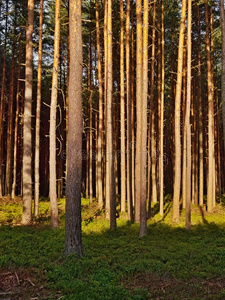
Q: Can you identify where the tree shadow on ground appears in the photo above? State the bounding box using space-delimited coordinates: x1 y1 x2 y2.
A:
1 213 225 299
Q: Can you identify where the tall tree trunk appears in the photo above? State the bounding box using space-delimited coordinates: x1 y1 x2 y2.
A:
22 0 34 225
148 0 156 216
135 0 143 223
139 0 148 237
126 0 133 221
12 36 22 199
0 0 8 198
34 0 44 216
197 5 204 206
95 0 103 209
205 0 215 212
106 0 116 230
49 0 60 228
65 0 83 258
150 0 157 206
159 0 165 217
5 14 16 198
88 31 93 204
185 0 192 230
221 0 225 156
120 0 126 212
172 0 186 222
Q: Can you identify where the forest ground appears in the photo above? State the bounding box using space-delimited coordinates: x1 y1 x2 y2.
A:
1 196 225 299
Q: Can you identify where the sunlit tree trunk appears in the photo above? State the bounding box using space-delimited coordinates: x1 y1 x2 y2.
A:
197 5 204 207
205 0 215 212
221 0 225 155
34 0 44 216
139 0 148 237
126 0 133 221
88 31 93 204
95 0 103 208
22 0 34 225
150 0 157 206
106 0 116 230
120 0 126 212
173 0 186 223
49 0 61 228
65 0 83 257
185 0 192 230
135 0 143 224
159 0 165 217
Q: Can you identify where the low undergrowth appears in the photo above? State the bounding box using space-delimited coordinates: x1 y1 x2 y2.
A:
1 197 225 299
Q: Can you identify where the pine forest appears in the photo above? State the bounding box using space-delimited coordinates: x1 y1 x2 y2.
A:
1 0 225 298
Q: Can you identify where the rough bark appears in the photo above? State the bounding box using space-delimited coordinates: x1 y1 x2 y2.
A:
120 0 126 212
49 0 61 228
22 0 34 225
172 0 186 223
106 0 116 230
95 0 104 209
34 0 44 216
65 0 83 258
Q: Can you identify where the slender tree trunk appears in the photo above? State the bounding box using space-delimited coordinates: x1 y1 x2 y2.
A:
0 0 8 198
88 32 93 204
221 0 225 155
135 0 143 223
22 0 34 225
34 0 44 216
95 0 103 208
12 37 22 199
159 0 165 217
49 0 61 228
148 0 156 217
197 5 204 206
205 0 215 212
65 0 83 257
185 0 192 230
120 0 126 212
139 0 148 236
126 0 133 221
106 0 116 230
5 16 16 198
150 0 157 206
173 0 186 222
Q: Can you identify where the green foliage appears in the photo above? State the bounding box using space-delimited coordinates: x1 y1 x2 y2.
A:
1 198 225 299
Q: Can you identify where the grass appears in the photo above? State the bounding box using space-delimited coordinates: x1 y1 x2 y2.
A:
1 197 225 299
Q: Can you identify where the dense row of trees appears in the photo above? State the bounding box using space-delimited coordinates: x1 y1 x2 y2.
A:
0 0 225 255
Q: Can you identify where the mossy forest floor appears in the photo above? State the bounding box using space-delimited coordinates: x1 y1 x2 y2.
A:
1 196 225 299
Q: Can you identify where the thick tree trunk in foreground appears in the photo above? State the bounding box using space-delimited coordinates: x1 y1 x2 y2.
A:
65 0 83 258
49 0 60 228
22 0 34 225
